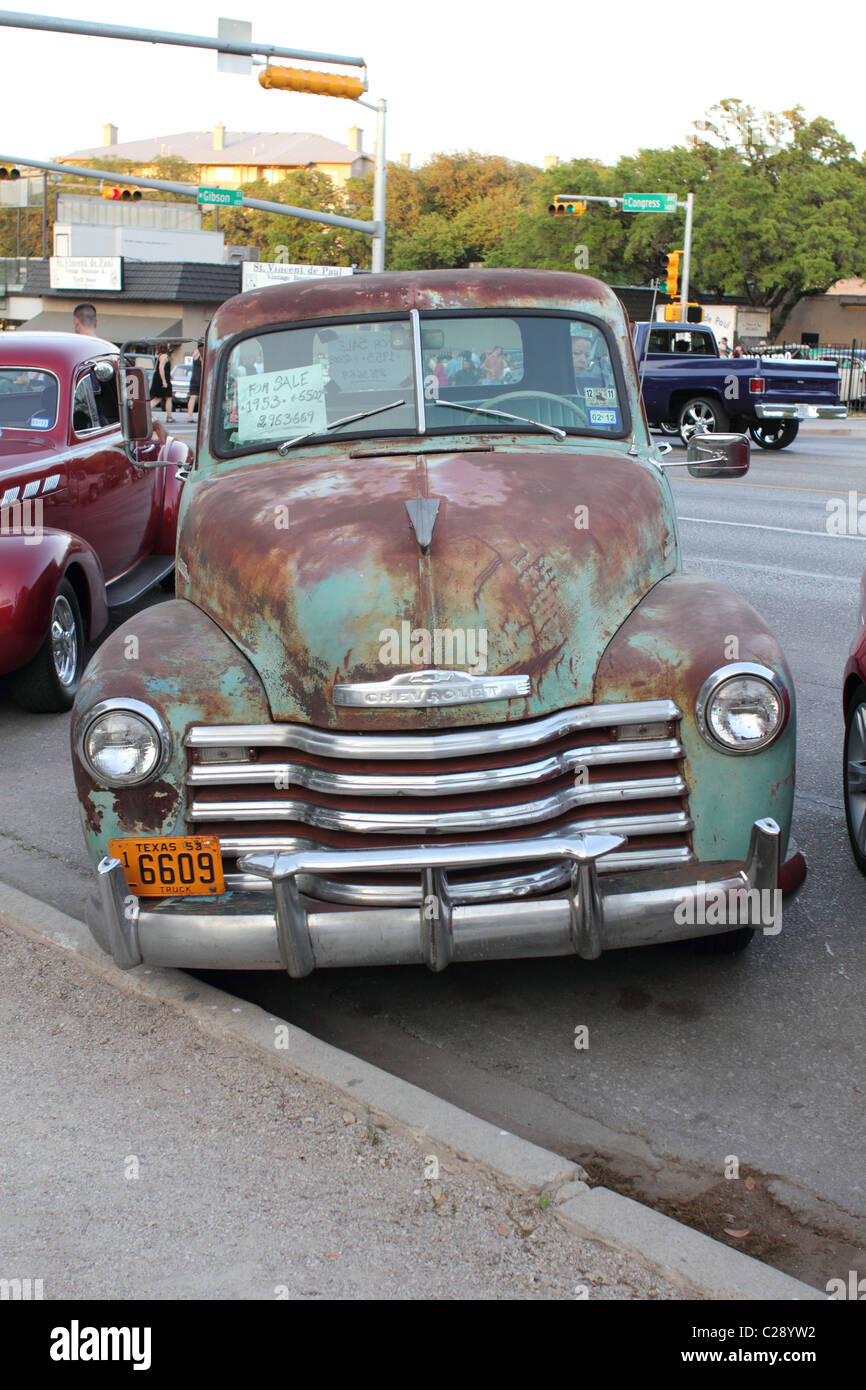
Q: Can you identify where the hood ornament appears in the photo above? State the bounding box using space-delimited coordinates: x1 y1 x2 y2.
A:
405 496 440 552
334 669 531 708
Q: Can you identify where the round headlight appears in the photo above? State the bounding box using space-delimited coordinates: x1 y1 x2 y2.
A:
81 705 167 786
697 666 787 754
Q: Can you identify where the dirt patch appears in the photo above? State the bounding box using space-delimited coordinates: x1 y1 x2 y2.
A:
580 1154 864 1290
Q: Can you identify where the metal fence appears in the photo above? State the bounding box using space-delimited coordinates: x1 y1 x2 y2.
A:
771 341 866 412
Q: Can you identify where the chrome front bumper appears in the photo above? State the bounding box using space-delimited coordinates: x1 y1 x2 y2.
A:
754 402 847 420
86 819 781 975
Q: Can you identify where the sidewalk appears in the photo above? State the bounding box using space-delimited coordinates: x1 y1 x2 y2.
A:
0 915 679 1301
0 883 822 1302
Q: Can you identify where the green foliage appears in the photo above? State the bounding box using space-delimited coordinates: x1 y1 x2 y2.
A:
368 103 866 335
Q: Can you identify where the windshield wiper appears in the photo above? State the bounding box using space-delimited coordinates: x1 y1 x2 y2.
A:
432 398 566 440
277 399 406 455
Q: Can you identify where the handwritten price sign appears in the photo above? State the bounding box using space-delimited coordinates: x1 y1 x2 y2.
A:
236 364 327 442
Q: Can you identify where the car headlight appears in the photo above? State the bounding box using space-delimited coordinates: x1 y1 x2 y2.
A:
696 664 788 754
78 700 170 786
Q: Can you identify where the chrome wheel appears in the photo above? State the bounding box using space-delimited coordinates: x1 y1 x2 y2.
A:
51 595 79 687
680 401 717 439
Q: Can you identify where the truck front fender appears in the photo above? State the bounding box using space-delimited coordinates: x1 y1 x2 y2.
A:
594 571 795 863
71 598 270 862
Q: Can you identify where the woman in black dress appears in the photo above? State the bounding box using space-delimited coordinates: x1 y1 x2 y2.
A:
187 343 202 421
150 345 174 422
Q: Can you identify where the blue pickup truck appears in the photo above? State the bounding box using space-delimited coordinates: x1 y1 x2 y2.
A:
633 321 846 448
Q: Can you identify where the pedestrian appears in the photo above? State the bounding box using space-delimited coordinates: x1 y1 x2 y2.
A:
187 342 202 420
72 303 98 336
454 351 478 385
718 337 731 358
731 344 745 358
481 345 507 381
150 343 174 422
433 355 448 390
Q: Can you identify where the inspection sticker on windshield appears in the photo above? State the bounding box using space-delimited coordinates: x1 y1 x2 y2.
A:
582 387 616 403
588 406 620 427
28 416 51 428
236 365 327 442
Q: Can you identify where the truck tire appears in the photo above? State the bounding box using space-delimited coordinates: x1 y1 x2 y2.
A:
677 396 729 443
10 579 85 713
748 421 799 450
843 681 866 875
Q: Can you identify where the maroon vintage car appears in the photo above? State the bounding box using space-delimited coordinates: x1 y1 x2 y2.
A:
0 332 186 711
843 572 866 870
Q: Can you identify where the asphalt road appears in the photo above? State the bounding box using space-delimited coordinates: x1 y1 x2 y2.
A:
2 425 864 1285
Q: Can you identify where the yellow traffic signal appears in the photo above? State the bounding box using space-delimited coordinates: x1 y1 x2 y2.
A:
548 197 586 217
258 65 367 100
661 250 681 296
101 186 142 201
0 167 21 179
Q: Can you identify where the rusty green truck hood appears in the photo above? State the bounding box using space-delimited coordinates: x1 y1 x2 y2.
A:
177 448 677 729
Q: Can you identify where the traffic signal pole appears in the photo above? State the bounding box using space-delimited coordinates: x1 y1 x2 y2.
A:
0 12 384 254
680 192 694 312
550 190 695 315
0 154 378 236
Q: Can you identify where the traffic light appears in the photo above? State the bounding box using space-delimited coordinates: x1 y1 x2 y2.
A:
101 186 142 201
0 167 21 179
548 197 587 217
258 65 367 99
660 250 681 296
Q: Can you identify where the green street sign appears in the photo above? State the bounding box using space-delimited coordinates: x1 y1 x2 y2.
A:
623 192 678 213
197 186 242 207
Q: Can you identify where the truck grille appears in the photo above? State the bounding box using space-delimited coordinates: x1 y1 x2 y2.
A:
184 700 692 905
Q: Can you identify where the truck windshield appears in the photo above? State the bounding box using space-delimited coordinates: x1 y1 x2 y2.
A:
215 312 627 454
0 369 58 430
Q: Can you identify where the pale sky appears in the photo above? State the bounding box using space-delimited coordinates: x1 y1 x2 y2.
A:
0 0 862 170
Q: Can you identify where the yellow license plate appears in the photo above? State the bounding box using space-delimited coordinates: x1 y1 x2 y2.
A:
109 836 225 897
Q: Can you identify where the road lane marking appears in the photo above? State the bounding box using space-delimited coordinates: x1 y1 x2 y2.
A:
678 516 866 541
672 480 857 496
688 556 860 582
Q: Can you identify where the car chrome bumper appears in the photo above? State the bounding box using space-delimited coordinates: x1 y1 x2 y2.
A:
86 819 782 975
754 403 847 420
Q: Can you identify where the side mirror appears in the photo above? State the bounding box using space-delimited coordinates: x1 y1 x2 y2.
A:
687 431 750 479
92 360 114 383
120 366 152 443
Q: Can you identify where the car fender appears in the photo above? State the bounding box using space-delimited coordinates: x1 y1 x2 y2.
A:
0 529 108 676
594 571 795 864
71 597 270 862
153 456 188 556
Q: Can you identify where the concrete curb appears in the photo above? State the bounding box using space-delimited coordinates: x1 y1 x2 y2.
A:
0 877 823 1302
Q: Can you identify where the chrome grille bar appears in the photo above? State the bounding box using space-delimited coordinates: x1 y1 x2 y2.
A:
213 810 693 855
187 773 687 833
187 736 682 795
184 699 680 761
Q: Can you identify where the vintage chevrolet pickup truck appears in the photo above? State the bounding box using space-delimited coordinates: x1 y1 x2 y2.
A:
71 270 802 976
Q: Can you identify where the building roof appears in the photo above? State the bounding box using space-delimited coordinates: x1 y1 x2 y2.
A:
19 261 241 304
62 130 368 168
15 313 182 342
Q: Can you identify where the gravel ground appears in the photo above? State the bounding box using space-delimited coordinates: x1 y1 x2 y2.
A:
0 923 682 1300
